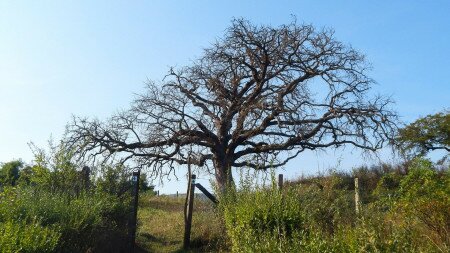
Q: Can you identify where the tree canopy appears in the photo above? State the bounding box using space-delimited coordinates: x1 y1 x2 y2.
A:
66 19 398 191
396 111 450 157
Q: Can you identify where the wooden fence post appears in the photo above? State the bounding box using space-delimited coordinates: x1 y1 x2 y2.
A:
129 170 140 253
278 174 284 191
183 174 196 249
195 183 218 204
354 177 361 215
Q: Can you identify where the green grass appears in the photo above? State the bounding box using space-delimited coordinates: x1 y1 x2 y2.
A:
134 160 449 252
136 194 228 253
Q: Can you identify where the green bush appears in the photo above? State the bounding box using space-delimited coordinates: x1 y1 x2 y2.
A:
220 161 449 253
0 142 142 252
295 175 355 234
0 186 132 252
394 158 450 250
219 171 304 252
0 219 60 253
0 161 23 187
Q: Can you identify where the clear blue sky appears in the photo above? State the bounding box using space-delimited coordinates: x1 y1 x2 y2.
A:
1 1 449 193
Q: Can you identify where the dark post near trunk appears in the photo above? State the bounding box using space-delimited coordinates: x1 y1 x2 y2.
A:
129 170 140 253
183 174 196 249
278 174 284 191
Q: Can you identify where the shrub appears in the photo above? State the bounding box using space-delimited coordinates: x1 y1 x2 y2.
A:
0 219 60 253
295 175 355 234
394 158 450 250
0 160 23 187
0 142 140 252
0 186 132 252
220 162 449 253
220 171 305 252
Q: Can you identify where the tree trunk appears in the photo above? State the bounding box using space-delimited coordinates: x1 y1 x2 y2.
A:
213 156 234 195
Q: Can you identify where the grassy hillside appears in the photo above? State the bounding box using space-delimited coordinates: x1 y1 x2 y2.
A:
0 157 448 252
135 158 449 253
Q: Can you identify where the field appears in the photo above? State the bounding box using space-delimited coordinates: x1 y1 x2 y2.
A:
0 158 448 252
134 159 449 253
1 3 449 252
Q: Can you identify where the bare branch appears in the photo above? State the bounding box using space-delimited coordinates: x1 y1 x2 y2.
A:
65 18 398 191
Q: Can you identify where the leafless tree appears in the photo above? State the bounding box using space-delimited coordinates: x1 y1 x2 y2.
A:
66 19 398 193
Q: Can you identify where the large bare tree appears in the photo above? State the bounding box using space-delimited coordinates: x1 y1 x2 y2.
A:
66 19 397 192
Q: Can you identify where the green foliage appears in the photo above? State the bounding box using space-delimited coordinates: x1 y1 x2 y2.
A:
1 139 448 252
96 165 131 196
0 219 60 253
295 175 355 234
220 172 305 252
0 142 137 252
394 158 450 248
220 160 449 252
0 160 23 187
0 186 132 252
139 172 155 193
397 111 450 157
26 141 91 196
0 141 154 252
96 166 154 196
18 165 52 188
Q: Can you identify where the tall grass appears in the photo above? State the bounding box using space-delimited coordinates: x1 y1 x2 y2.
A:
0 143 155 252
219 158 449 252
0 186 132 252
0 219 60 253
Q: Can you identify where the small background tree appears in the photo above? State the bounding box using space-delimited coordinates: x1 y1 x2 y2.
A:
396 110 449 160
397 111 450 152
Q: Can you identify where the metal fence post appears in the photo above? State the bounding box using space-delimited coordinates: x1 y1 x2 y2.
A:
130 170 140 253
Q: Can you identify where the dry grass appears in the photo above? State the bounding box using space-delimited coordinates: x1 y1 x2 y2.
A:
136 194 228 253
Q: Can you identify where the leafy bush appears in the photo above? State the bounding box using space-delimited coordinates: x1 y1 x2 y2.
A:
394 158 450 249
96 165 132 196
0 160 23 187
0 186 132 252
0 141 147 252
220 160 449 253
0 219 60 253
220 171 304 252
295 175 355 234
